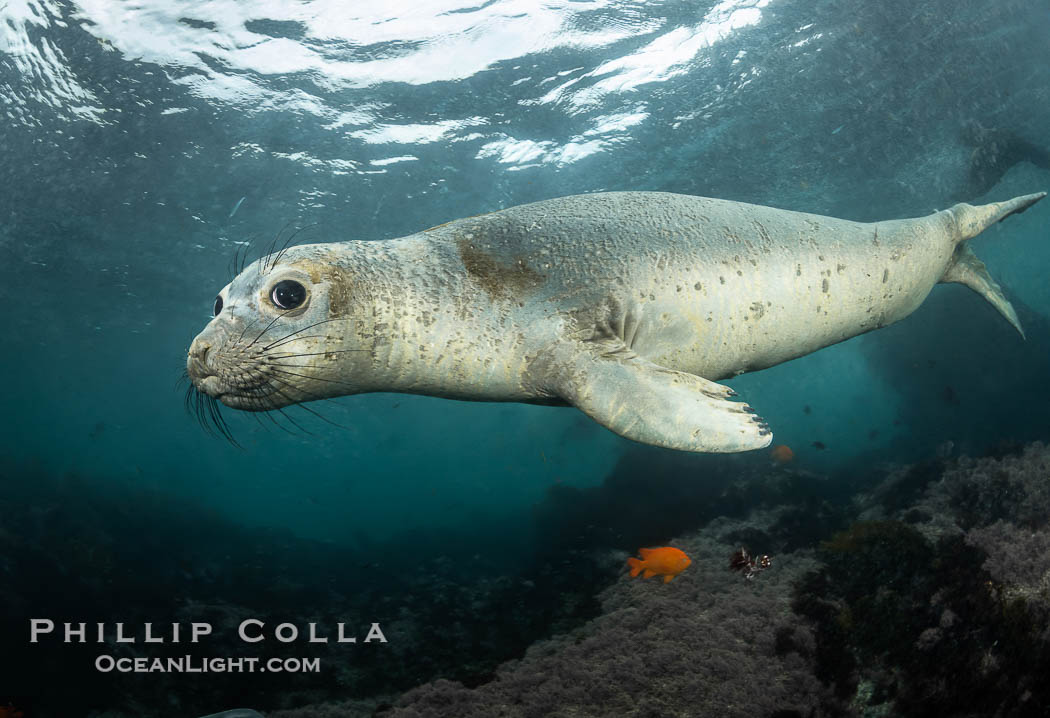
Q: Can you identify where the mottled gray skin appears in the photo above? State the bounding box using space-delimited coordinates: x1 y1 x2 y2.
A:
187 190 1044 453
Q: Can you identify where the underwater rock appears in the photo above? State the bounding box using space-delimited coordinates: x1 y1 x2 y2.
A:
793 442 1050 716
339 522 837 718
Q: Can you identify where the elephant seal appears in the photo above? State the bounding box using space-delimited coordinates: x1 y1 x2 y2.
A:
186 190 1044 453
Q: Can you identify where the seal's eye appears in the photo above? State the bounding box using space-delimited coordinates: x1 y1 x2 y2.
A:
271 280 306 310
213 295 223 316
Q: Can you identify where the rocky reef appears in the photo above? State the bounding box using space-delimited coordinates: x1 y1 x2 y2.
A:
275 443 1050 718
6 442 1050 717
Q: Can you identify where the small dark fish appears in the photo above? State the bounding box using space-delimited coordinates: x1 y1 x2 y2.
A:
942 385 959 405
811 441 827 450
868 429 880 440
803 405 812 415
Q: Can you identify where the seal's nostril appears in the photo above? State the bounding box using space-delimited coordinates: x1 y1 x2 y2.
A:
190 339 211 362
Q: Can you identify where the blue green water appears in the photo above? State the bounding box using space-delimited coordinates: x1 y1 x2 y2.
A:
1 0 1049 715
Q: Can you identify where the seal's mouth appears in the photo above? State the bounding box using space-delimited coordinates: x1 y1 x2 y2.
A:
186 336 284 410
183 360 293 447
184 320 357 442
197 375 225 397
189 368 283 411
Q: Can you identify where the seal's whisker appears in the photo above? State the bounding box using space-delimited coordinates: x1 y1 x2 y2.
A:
259 335 327 352
269 223 318 272
244 309 291 350
290 399 345 428
249 410 269 431
265 349 371 359
265 366 360 390
236 315 261 344
259 317 351 352
183 381 243 448
183 383 196 415
267 413 297 434
207 393 242 448
262 373 348 429
241 366 342 412
230 365 348 433
237 236 260 275
256 398 297 434
263 362 327 368
261 221 294 274
271 400 313 435
229 243 243 281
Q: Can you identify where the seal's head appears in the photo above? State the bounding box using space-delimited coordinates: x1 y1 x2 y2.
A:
186 245 373 415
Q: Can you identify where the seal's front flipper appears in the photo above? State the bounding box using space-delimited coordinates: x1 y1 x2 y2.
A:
540 344 772 453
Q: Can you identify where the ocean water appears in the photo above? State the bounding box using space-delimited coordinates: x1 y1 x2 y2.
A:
1 1 1048 716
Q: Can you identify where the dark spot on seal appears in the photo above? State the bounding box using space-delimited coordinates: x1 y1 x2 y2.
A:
325 268 354 318
719 276 725 285
882 268 889 283
694 281 702 291
796 264 802 277
836 263 846 274
822 278 829 293
750 301 765 319
457 237 543 300
752 220 772 243
180 17 216 30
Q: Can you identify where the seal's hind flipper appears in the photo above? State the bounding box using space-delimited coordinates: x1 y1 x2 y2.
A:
942 243 1025 338
939 191 1044 339
541 343 772 453
947 192 1045 242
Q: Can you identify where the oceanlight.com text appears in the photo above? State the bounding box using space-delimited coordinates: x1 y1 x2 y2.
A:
95 655 321 673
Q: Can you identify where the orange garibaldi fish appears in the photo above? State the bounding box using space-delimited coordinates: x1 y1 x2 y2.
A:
770 444 794 464
627 546 691 583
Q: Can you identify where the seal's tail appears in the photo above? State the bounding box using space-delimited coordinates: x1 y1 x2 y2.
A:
948 192 1045 242
940 191 1046 339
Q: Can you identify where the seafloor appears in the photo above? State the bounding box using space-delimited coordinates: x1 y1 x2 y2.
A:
5 441 1050 717
272 443 1050 718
